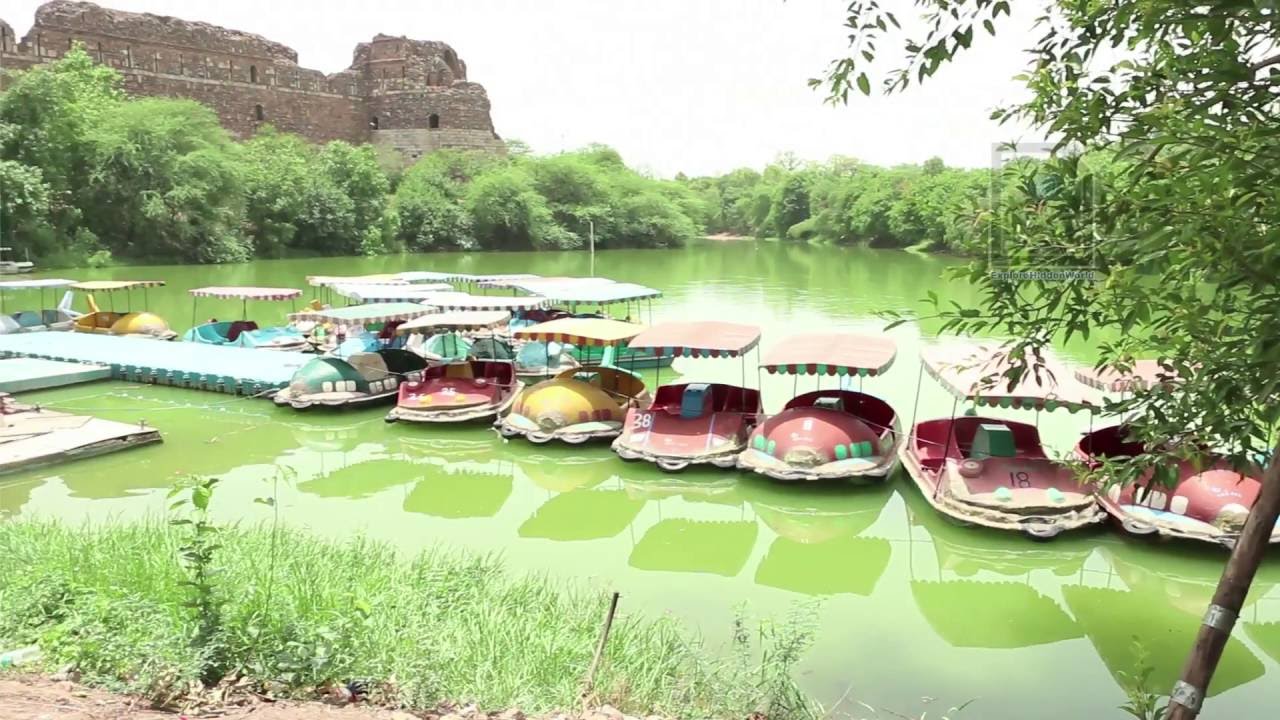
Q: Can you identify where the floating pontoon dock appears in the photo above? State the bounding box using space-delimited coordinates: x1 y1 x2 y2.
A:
0 333 309 396
0 397 161 475
0 358 111 393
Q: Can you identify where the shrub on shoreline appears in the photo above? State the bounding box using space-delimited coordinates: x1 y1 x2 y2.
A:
0 520 815 719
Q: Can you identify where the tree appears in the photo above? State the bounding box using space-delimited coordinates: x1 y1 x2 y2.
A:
85 98 248 263
821 2 1280 717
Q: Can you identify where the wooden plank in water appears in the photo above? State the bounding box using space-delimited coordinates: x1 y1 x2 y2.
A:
0 358 111 393
0 407 161 475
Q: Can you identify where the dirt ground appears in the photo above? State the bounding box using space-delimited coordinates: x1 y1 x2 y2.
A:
0 676 425 720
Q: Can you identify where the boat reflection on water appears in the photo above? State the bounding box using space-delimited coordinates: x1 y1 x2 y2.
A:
0 477 41 518
1063 540 1268 698
518 486 644 542
743 477 894 596
400 438 517 520
295 457 424 500
514 448 615 493
622 468 755 577
901 488 1089 649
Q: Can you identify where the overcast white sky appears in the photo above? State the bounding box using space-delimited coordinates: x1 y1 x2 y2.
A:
5 0 1044 177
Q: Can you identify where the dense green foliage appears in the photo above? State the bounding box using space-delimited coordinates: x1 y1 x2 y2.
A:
0 516 816 717
681 154 992 252
825 1 1280 714
0 48 704 264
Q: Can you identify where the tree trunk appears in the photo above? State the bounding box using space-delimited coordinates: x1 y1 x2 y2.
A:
1167 446 1280 719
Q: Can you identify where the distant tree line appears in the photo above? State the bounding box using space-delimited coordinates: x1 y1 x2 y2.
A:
1 46 1020 265
0 48 703 265
679 152 996 253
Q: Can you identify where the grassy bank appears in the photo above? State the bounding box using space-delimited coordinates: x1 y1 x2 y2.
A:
0 519 815 718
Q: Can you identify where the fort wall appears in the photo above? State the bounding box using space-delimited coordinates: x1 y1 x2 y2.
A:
0 1 504 155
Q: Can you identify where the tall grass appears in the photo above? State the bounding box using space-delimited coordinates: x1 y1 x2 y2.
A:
0 519 817 718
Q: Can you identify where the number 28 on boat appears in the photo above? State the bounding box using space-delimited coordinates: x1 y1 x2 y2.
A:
611 321 764 472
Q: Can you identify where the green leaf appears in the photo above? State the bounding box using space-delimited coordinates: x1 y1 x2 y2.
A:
856 72 871 95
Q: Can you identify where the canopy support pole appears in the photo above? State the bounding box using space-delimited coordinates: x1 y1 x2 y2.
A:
909 356 926 429
935 396 960 499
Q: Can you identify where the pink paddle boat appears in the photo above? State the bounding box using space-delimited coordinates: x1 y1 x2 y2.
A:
386 311 523 424
1073 361 1279 547
612 321 763 471
737 334 901 482
900 344 1106 538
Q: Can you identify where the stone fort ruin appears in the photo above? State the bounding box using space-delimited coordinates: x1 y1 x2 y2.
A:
0 0 504 159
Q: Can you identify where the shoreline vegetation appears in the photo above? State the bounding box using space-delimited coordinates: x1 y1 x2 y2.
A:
0 513 818 719
1 47 994 269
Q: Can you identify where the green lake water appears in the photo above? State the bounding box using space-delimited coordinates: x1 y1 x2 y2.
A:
2 240 1278 719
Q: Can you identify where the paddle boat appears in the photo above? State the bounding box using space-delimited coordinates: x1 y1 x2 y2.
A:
70 280 175 339
1072 361 1278 547
332 283 453 305
273 347 428 410
0 278 80 333
413 292 571 377
387 311 523 424
737 333 901 482
181 286 309 351
612 321 763 471
288 302 437 355
499 318 651 444
496 279 673 370
900 343 1106 538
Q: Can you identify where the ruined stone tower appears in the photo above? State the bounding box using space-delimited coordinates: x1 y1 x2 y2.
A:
0 1 504 159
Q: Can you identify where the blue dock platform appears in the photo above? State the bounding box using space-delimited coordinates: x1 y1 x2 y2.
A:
0 333 309 396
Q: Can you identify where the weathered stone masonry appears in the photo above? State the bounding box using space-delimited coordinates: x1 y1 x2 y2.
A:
0 1 504 159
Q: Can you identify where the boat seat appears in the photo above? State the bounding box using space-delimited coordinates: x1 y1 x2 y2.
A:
680 383 712 419
444 363 475 380
813 396 844 412
226 320 258 342
969 423 1016 459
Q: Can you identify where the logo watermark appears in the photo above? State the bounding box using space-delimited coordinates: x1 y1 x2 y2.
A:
987 141 1101 282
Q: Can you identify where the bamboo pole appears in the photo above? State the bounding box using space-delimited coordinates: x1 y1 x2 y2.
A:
582 591 621 700
1167 446 1280 719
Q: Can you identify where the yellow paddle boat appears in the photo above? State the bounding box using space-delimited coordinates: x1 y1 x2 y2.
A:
70 280 175 340
498 318 650 444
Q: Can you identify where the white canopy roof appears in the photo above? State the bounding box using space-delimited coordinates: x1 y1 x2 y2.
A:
0 278 77 290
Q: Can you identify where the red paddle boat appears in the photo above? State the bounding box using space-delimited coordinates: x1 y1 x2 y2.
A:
737 333 901 482
900 344 1105 538
612 321 763 471
386 311 523 424
1073 361 1279 547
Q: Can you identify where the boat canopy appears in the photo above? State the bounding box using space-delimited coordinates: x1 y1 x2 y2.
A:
1074 359 1178 393
306 274 407 288
515 317 645 346
628 321 761 358
398 310 512 334
70 280 165 291
466 273 545 286
189 286 302 301
0 278 77 290
761 333 897 377
334 283 452 303
528 282 662 304
288 302 436 324
922 343 1101 412
397 271 461 283
419 292 550 311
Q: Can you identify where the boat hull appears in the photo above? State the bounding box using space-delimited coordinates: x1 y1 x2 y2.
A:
387 361 522 424
736 390 900 482
1077 426 1280 547
900 416 1104 538
499 367 647 444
